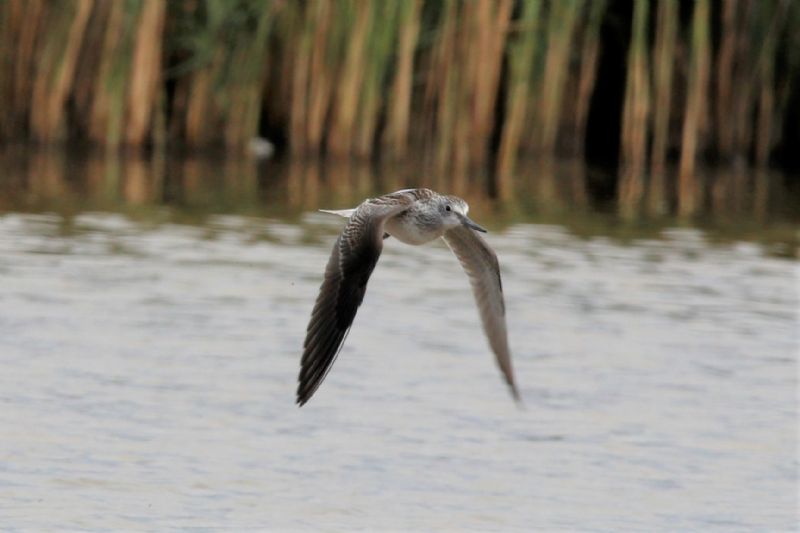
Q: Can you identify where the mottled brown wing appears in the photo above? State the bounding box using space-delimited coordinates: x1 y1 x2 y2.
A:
297 200 409 405
442 226 520 401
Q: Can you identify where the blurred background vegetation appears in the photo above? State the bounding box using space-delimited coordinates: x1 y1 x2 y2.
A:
0 0 799 219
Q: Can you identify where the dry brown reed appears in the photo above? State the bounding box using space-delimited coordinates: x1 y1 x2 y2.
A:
571 0 606 156
535 0 582 155
327 0 371 157
678 0 710 217
0 0 46 140
125 1 166 146
30 0 92 143
715 0 737 162
382 0 421 158
496 0 543 198
0 0 797 214
618 0 650 218
648 0 678 214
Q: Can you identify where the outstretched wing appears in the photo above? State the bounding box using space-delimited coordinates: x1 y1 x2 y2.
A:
442 226 520 401
297 199 409 405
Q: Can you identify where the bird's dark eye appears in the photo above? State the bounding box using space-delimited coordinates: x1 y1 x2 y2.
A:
445 205 452 212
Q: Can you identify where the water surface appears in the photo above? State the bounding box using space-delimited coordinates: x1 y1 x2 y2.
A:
0 151 797 530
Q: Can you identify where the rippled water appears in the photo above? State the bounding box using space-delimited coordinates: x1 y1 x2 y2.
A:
0 194 797 530
1 148 798 530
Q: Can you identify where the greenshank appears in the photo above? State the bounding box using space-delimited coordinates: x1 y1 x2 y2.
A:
297 188 519 405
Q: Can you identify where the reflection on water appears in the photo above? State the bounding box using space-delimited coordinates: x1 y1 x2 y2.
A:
0 149 797 530
1 147 798 256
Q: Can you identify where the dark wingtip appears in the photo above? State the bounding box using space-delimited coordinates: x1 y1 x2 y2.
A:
509 381 524 408
511 388 525 409
296 386 312 407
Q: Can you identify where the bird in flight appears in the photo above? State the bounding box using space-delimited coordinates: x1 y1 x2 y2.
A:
297 188 519 406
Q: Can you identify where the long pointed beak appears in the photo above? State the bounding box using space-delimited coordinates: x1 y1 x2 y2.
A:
458 213 487 233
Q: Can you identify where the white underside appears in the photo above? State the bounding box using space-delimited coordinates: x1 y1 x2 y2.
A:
384 215 442 245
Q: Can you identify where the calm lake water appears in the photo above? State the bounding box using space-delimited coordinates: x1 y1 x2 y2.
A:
0 150 797 530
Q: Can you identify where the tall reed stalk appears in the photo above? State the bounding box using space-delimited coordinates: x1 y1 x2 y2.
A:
650 0 677 175
753 2 786 167
496 0 542 192
327 0 371 157
29 0 92 143
428 0 459 174
619 0 650 218
305 0 334 155
0 0 46 140
648 0 678 214
715 0 737 162
125 0 166 146
572 0 606 156
382 0 421 159
730 0 755 161
466 0 512 165
536 0 582 156
355 2 400 156
287 2 312 155
86 1 142 148
678 0 711 217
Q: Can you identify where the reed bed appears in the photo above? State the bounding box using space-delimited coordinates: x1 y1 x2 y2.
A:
0 0 798 213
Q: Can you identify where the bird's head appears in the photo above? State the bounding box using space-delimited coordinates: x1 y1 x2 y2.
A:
438 196 487 233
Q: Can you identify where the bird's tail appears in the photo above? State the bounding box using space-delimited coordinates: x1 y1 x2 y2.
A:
319 209 356 218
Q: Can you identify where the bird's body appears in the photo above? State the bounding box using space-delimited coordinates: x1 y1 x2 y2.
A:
382 189 448 244
297 188 519 406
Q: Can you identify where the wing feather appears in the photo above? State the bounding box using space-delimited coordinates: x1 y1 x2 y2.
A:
442 226 520 401
297 198 410 405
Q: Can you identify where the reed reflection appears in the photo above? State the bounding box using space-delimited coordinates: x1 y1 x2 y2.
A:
0 148 797 256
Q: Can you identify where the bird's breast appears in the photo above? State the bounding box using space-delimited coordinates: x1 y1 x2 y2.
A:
384 212 442 245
